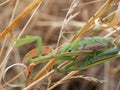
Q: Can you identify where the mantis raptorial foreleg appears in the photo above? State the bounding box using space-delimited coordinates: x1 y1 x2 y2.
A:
15 36 42 58
14 36 119 72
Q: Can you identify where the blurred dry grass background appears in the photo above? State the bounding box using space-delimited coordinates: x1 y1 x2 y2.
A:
0 0 120 90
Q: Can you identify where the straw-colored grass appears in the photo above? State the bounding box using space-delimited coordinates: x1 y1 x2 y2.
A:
0 0 120 90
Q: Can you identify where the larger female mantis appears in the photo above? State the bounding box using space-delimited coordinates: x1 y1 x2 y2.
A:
14 36 119 72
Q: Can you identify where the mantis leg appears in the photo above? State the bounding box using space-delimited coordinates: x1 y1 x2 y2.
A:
54 60 78 73
54 52 98 72
36 36 42 58
84 51 98 65
15 36 43 58
26 36 42 58
90 51 97 63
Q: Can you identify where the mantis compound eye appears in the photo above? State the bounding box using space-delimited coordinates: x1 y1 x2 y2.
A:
68 49 72 52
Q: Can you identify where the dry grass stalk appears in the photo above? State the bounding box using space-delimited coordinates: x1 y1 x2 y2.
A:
72 0 114 41
0 0 43 87
1 0 120 90
23 1 117 89
27 0 81 84
101 1 120 30
70 75 104 84
0 0 43 39
0 0 10 7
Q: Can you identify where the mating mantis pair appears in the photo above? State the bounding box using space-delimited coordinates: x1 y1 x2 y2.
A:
14 36 119 72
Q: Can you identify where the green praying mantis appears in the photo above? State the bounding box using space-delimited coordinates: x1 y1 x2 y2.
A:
14 36 119 72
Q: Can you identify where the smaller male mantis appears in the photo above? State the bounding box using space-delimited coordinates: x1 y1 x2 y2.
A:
14 36 119 72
